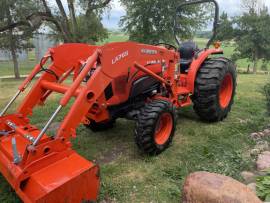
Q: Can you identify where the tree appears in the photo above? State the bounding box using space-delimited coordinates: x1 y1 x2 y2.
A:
0 0 112 43
241 0 264 14
215 12 234 41
120 0 210 44
0 0 36 78
233 7 270 73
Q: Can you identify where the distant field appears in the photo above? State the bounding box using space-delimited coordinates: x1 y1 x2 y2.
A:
0 73 269 202
194 38 268 72
98 32 129 44
0 34 268 77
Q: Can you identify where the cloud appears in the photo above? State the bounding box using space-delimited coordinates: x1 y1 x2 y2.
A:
217 0 242 16
102 0 126 29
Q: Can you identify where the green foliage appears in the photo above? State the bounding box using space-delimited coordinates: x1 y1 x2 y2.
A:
257 170 270 201
73 12 108 43
263 82 270 115
50 12 108 44
120 0 210 44
215 12 234 41
51 0 110 43
261 62 268 71
0 0 111 44
0 0 36 51
0 0 37 78
233 8 270 64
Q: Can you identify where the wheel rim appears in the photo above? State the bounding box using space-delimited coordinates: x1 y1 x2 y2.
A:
154 112 173 145
219 73 233 109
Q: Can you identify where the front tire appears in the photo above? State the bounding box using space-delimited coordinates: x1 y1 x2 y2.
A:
193 57 237 122
135 100 176 155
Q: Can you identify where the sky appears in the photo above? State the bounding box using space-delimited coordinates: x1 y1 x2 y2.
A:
48 0 270 29
102 0 270 29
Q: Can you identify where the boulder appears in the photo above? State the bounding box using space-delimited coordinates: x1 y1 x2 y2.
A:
250 132 260 140
263 129 270 137
247 183 257 194
250 148 261 156
257 151 270 171
250 130 270 140
255 141 269 152
240 171 256 183
182 172 262 203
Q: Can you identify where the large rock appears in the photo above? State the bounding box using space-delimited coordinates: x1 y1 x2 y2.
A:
257 151 270 171
254 141 269 152
249 129 270 140
247 183 257 194
182 172 262 203
240 171 256 183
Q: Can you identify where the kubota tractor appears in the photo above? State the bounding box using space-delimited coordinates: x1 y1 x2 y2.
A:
0 0 236 202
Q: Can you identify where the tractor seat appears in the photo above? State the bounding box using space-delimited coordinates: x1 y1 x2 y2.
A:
179 41 198 73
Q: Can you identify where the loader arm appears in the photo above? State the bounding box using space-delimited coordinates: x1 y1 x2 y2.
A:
0 42 178 202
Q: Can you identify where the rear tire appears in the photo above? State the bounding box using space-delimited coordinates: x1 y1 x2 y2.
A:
135 100 176 155
85 119 115 132
193 57 237 122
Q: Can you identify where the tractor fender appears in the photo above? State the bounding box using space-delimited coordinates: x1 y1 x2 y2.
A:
186 48 223 93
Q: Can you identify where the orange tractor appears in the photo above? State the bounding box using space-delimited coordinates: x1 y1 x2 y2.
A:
0 0 236 202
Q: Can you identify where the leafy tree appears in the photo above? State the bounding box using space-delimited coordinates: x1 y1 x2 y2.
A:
0 0 36 78
0 0 112 43
233 7 270 73
215 1 270 73
120 0 210 44
241 0 264 14
215 12 234 41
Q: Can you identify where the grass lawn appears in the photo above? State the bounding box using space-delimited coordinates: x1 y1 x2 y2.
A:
0 60 36 77
0 74 269 202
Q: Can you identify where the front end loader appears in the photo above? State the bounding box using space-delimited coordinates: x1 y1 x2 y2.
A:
0 0 236 202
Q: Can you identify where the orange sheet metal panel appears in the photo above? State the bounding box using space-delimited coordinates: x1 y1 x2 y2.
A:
20 153 100 203
0 115 100 202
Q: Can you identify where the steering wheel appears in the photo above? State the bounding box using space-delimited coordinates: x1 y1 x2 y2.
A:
155 43 178 51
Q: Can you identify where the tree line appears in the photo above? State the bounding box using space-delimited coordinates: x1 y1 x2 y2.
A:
0 0 269 78
216 0 270 73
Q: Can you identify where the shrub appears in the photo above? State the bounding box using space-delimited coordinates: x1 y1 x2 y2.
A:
263 83 270 115
261 63 268 71
257 170 270 201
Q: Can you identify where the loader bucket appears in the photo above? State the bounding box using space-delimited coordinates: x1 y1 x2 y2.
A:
18 153 100 203
0 43 103 202
0 114 100 203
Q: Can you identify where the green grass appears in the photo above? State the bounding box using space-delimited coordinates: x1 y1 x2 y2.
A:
0 74 269 202
98 32 129 45
0 60 36 77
